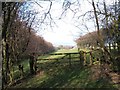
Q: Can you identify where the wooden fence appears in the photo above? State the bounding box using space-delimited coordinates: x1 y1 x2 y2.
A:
38 50 101 67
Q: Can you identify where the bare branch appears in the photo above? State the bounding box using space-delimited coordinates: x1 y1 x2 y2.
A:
34 1 43 8
37 1 53 27
92 0 100 34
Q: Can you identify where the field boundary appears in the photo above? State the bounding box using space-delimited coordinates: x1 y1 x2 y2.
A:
37 50 100 67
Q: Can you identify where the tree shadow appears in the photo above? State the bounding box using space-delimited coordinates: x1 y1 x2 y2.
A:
10 60 119 89
37 64 87 88
34 61 115 88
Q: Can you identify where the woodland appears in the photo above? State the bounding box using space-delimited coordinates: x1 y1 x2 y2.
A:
1 0 120 89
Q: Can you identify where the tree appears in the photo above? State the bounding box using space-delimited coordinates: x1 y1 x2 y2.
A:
2 2 23 87
76 31 101 49
2 2 36 88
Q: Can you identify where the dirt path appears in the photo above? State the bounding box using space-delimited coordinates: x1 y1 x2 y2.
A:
90 64 120 88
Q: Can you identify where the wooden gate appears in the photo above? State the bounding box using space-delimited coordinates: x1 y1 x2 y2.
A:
37 50 101 67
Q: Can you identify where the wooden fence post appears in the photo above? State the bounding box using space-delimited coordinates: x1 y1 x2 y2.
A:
79 51 84 68
89 51 93 65
68 54 71 67
97 58 101 65
108 42 111 52
84 52 87 65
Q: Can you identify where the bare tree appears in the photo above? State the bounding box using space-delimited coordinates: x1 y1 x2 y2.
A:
2 2 23 87
2 2 37 88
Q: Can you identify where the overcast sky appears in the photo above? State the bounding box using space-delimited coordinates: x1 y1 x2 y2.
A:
29 0 115 46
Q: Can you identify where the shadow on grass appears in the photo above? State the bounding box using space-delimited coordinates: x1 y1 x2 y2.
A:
30 61 116 88
38 65 89 88
11 59 118 89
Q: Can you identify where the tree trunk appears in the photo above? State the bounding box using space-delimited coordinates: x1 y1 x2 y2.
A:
92 0 113 65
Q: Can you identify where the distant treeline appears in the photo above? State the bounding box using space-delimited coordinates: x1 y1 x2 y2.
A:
76 27 120 52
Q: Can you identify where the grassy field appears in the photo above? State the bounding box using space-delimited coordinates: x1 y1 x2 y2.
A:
9 48 119 89
38 48 79 59
53 48 79 53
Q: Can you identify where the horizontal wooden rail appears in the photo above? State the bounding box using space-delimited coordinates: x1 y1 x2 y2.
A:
50 52 79 55
38 58 58 61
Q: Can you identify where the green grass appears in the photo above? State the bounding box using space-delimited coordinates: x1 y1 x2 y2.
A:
10 49 119 89
38 54 65 60
11 60 116 88
53 48 79 53
37 48 80 63
53 48 90 53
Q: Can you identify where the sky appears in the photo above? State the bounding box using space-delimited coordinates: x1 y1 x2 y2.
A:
29 0 115 47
